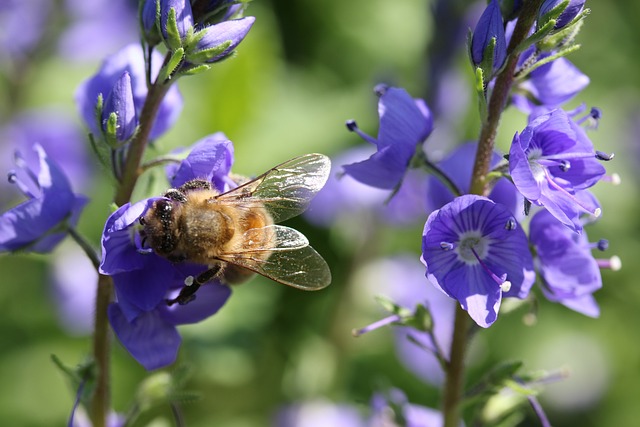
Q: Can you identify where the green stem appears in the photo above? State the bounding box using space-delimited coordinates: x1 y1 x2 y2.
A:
91 50 175 426
443 2 545 426
90 274 113 427
442 306 470 427
470 0 544 196
114 75 172 206
67 227 100 270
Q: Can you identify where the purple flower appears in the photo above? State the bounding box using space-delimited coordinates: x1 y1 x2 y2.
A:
305 146 427 227
539 0 585 29
75 43 183 140
509 109 606 232
421 195 535 327
513 55 589 113
427 142 523 218
0 144 87 253
99 136 235 369
342 85 433 190
101 71 137 142
186 17 256 64
470 0 507 73
530 209 607 317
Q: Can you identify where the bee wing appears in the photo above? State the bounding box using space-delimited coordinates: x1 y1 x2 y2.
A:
217 225 331 290
215 153 331 223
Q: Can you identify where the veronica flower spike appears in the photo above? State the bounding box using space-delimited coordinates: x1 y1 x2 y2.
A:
509 108 607 232
342 84 433 190
421 195 535 327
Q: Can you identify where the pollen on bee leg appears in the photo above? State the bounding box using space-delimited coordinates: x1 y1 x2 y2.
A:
184 275 195 286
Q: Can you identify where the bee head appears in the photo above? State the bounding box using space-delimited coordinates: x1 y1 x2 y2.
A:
141 198 184 259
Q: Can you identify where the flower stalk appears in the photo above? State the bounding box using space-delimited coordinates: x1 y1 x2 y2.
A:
444 1 545 426
93 50 175 426
91 273 114 427
470 0 545 196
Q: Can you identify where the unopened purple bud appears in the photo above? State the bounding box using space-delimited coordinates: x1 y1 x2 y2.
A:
471 0 507 72
102 72 137 142
188 16 255 64
160 0 194 40
539 0 586 29
141 0 161 44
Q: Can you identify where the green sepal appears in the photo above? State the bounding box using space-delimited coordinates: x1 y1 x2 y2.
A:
479 36 498 79
538 16 584 51
165 7 184 50
514 43 581 81
374 295 433 332
180 63 212 76
475 66 488 122
464 361 525 406
537 0 569 30
93 92 104 134
131 366 201 423
158 47 185 83
88 132 114 176
375 295 413 318
403 303 433 332
51 355 97 408
514 18 556 56
185 40 232 65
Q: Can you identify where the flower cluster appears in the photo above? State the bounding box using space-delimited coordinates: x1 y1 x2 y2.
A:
334 0 617 329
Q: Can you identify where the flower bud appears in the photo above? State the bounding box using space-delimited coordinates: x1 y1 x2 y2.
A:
101 71 137 143
539 0 586 29
160 0 195 49
186 16 255 64
470 0 507 73
141 0 162 46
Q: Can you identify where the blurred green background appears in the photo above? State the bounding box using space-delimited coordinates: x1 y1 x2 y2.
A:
1 0 639 426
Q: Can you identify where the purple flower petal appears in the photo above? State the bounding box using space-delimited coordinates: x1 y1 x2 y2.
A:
99 198 163 275
514 57 589 113
108 303 181 370
112 256 175 320
162 282 231 324
169 134 234 190
427 142 523 218
343 86 432 189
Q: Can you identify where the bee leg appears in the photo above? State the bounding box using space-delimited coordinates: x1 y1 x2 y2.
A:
166 264 223 306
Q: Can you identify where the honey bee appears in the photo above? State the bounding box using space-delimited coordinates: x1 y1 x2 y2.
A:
140 153 332 305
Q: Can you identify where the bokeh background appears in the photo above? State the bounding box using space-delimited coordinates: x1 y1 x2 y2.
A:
1 0 639 426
